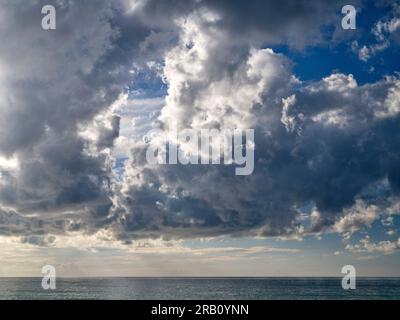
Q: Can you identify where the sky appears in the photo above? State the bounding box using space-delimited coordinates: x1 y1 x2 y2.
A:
0 0 400 277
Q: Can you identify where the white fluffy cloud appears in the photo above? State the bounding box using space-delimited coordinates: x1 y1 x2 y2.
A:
346 235 400 254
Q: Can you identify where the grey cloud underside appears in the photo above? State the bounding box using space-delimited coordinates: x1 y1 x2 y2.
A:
115 74 400 239
0 0 151 236
0 0 399 241
139 0 357 47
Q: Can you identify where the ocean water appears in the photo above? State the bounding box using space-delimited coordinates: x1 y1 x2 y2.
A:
0 277 399 300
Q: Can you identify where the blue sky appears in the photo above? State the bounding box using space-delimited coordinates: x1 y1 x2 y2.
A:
274 7 400 85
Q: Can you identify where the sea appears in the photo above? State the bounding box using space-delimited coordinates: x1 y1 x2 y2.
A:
0 277 399 300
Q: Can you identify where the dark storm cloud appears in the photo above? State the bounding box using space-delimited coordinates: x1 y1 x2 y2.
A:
139 0 360 47
0 0 151 222
0 206 74 237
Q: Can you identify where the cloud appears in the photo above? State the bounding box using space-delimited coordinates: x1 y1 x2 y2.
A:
331 196 399 239
138 0 354 48
352 1 400 61
0 0 399 253
346 235 400 254
352 41 390 62
112 5 400 242
0 0 156 237
333 200 380 234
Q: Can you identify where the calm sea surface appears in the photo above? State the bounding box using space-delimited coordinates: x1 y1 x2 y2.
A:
0 277 399 300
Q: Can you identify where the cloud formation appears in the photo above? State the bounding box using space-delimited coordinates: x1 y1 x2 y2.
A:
112 3 400 242
352 1 400 61
0 0 153 237
0 0 399 254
